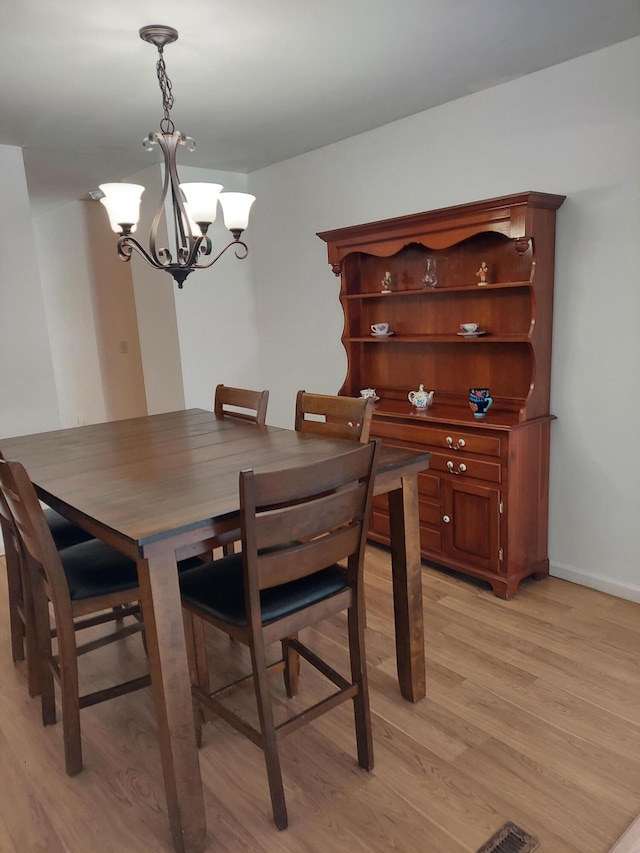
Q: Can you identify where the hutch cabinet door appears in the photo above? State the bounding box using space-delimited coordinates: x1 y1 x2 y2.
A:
441 478 501 574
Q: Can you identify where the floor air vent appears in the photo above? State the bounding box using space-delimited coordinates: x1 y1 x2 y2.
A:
476 821 540 853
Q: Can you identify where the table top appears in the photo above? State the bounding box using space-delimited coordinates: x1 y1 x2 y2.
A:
1 409 430 549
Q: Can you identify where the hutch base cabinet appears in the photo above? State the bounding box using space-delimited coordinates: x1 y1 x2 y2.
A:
318 192 565 598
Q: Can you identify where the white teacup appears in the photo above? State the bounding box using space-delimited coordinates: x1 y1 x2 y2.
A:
360 388 377 399
460 323 479 334
371 323 389 336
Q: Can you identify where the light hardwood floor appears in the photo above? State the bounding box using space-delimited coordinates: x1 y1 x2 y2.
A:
1 546 639 853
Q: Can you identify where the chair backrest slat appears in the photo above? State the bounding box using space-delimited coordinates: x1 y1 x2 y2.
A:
257 526 362 590
294 391 373 443
239 441 378 594
256 482 366 550
214 384 269 425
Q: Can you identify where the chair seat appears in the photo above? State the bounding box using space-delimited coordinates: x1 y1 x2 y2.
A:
180 556 348 626
60 542 204 601
60 540 140 600
44 508 94 550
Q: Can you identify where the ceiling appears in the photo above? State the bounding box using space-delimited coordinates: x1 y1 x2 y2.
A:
3 0 640 216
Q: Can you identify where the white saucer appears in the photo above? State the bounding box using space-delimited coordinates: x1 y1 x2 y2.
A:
361 395 380 402
371 331 394 337
457 330 486 337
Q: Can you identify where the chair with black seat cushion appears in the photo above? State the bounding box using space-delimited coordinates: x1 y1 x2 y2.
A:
294 391 375 623
0 457 152 777
179 439 379 830
294 390 373 443
213 384 270 557
0 447 94 678
214 384 269 425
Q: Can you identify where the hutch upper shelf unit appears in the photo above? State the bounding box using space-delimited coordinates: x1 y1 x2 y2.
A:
318 192 565 598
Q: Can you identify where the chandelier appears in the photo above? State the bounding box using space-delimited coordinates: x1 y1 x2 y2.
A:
99 25 255 288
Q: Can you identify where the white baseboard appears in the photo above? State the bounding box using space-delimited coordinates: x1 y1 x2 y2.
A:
550 560 640 604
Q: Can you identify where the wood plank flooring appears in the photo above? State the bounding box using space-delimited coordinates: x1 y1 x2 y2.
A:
0 546 639 852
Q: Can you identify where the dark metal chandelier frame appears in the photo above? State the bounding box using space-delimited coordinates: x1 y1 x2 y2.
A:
101 25 253 288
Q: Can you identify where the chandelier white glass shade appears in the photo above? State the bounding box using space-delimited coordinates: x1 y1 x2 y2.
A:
99 26 255 288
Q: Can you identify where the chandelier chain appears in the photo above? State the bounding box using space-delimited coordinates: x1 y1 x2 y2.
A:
155 47 175 134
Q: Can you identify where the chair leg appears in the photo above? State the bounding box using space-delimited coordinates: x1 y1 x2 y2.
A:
7 538 41 696
281 635 300 698
183 610 205 745
250 639 288 830
347 603 374 771
56 615 83 776
4 538 25 664
21 573 40 698
29 577 56 727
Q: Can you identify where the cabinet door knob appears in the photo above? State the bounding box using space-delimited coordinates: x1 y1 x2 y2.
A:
443 515 451 523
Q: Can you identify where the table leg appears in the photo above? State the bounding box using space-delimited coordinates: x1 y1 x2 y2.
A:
387 474 426 702
138 551 206 853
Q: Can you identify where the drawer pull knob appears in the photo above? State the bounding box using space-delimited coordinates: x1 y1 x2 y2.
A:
443 515 451 523
447 460 467 475
445 436 465 450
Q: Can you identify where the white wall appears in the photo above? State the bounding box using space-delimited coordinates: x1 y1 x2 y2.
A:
83 200 147 422
170 166 260 411
33 196 148 427
0 146 60 439
34 202 108 427
246 38 640 600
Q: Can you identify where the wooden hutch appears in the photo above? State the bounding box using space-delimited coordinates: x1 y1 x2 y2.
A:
318 191 565 598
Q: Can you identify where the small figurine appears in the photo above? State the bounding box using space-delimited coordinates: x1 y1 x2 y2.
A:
381 271 393 293
476 261 489 285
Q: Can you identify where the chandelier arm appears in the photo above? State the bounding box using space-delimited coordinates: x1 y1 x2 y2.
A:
192 238 249 269
117 234 167 269
181 233 211 268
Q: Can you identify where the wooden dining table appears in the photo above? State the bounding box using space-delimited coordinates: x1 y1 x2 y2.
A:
1 408 430 853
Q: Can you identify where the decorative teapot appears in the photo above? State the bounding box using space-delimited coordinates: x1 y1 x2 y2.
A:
408 384 434 409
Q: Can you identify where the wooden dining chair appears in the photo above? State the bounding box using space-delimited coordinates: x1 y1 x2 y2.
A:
294 390 374 442
0 458 152 777
212 384 270 557
214 383 269 425
0 448 94 693
294 391 376 622
180 439 379 830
